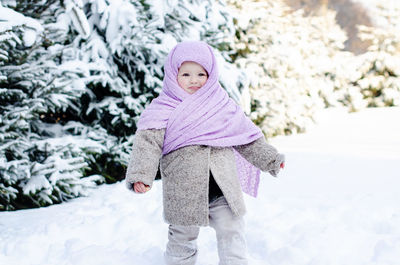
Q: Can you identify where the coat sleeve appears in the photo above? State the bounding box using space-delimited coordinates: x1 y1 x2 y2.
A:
125 128 165 191
233 137 285 177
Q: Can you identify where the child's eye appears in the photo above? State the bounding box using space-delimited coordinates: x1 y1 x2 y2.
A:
199 73 206 77
182 73 190 77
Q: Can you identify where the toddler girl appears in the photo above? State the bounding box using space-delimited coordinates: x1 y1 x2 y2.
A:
125 41 285 265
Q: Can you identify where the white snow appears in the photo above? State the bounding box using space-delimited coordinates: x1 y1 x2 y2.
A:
22 29 37 47
65 0 91 39
1 107 400 265
0 5 43 46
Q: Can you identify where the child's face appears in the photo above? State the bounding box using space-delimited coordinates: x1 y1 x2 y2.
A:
177 61 208 94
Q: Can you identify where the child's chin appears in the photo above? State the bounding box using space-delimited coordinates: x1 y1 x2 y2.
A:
186 89 197 94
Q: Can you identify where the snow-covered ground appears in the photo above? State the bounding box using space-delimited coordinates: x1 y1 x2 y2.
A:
1 107 399 265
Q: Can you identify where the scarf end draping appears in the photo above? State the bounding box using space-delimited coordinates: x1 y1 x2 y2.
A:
233 149 260 198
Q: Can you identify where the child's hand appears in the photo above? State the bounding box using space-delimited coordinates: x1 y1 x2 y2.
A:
133 182 151 193
269 154 285 177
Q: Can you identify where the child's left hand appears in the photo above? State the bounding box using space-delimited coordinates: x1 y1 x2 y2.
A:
269 154 285 177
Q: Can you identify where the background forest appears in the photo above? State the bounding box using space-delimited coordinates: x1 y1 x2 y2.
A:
1 0 399 210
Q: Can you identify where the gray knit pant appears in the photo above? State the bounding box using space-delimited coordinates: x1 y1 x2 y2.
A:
164 197 248 265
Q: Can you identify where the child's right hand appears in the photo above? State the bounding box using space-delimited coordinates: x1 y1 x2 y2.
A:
133 182 151 193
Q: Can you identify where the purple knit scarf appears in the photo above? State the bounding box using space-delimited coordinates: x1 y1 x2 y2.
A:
137 41 263 197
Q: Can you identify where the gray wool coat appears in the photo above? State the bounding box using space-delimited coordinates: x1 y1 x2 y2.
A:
125 128 284 226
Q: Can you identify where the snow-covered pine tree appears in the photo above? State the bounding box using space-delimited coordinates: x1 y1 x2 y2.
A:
227 0 350 137
345 3 400 109
0 2 106 210
1 0 244 210
0 4 31 210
